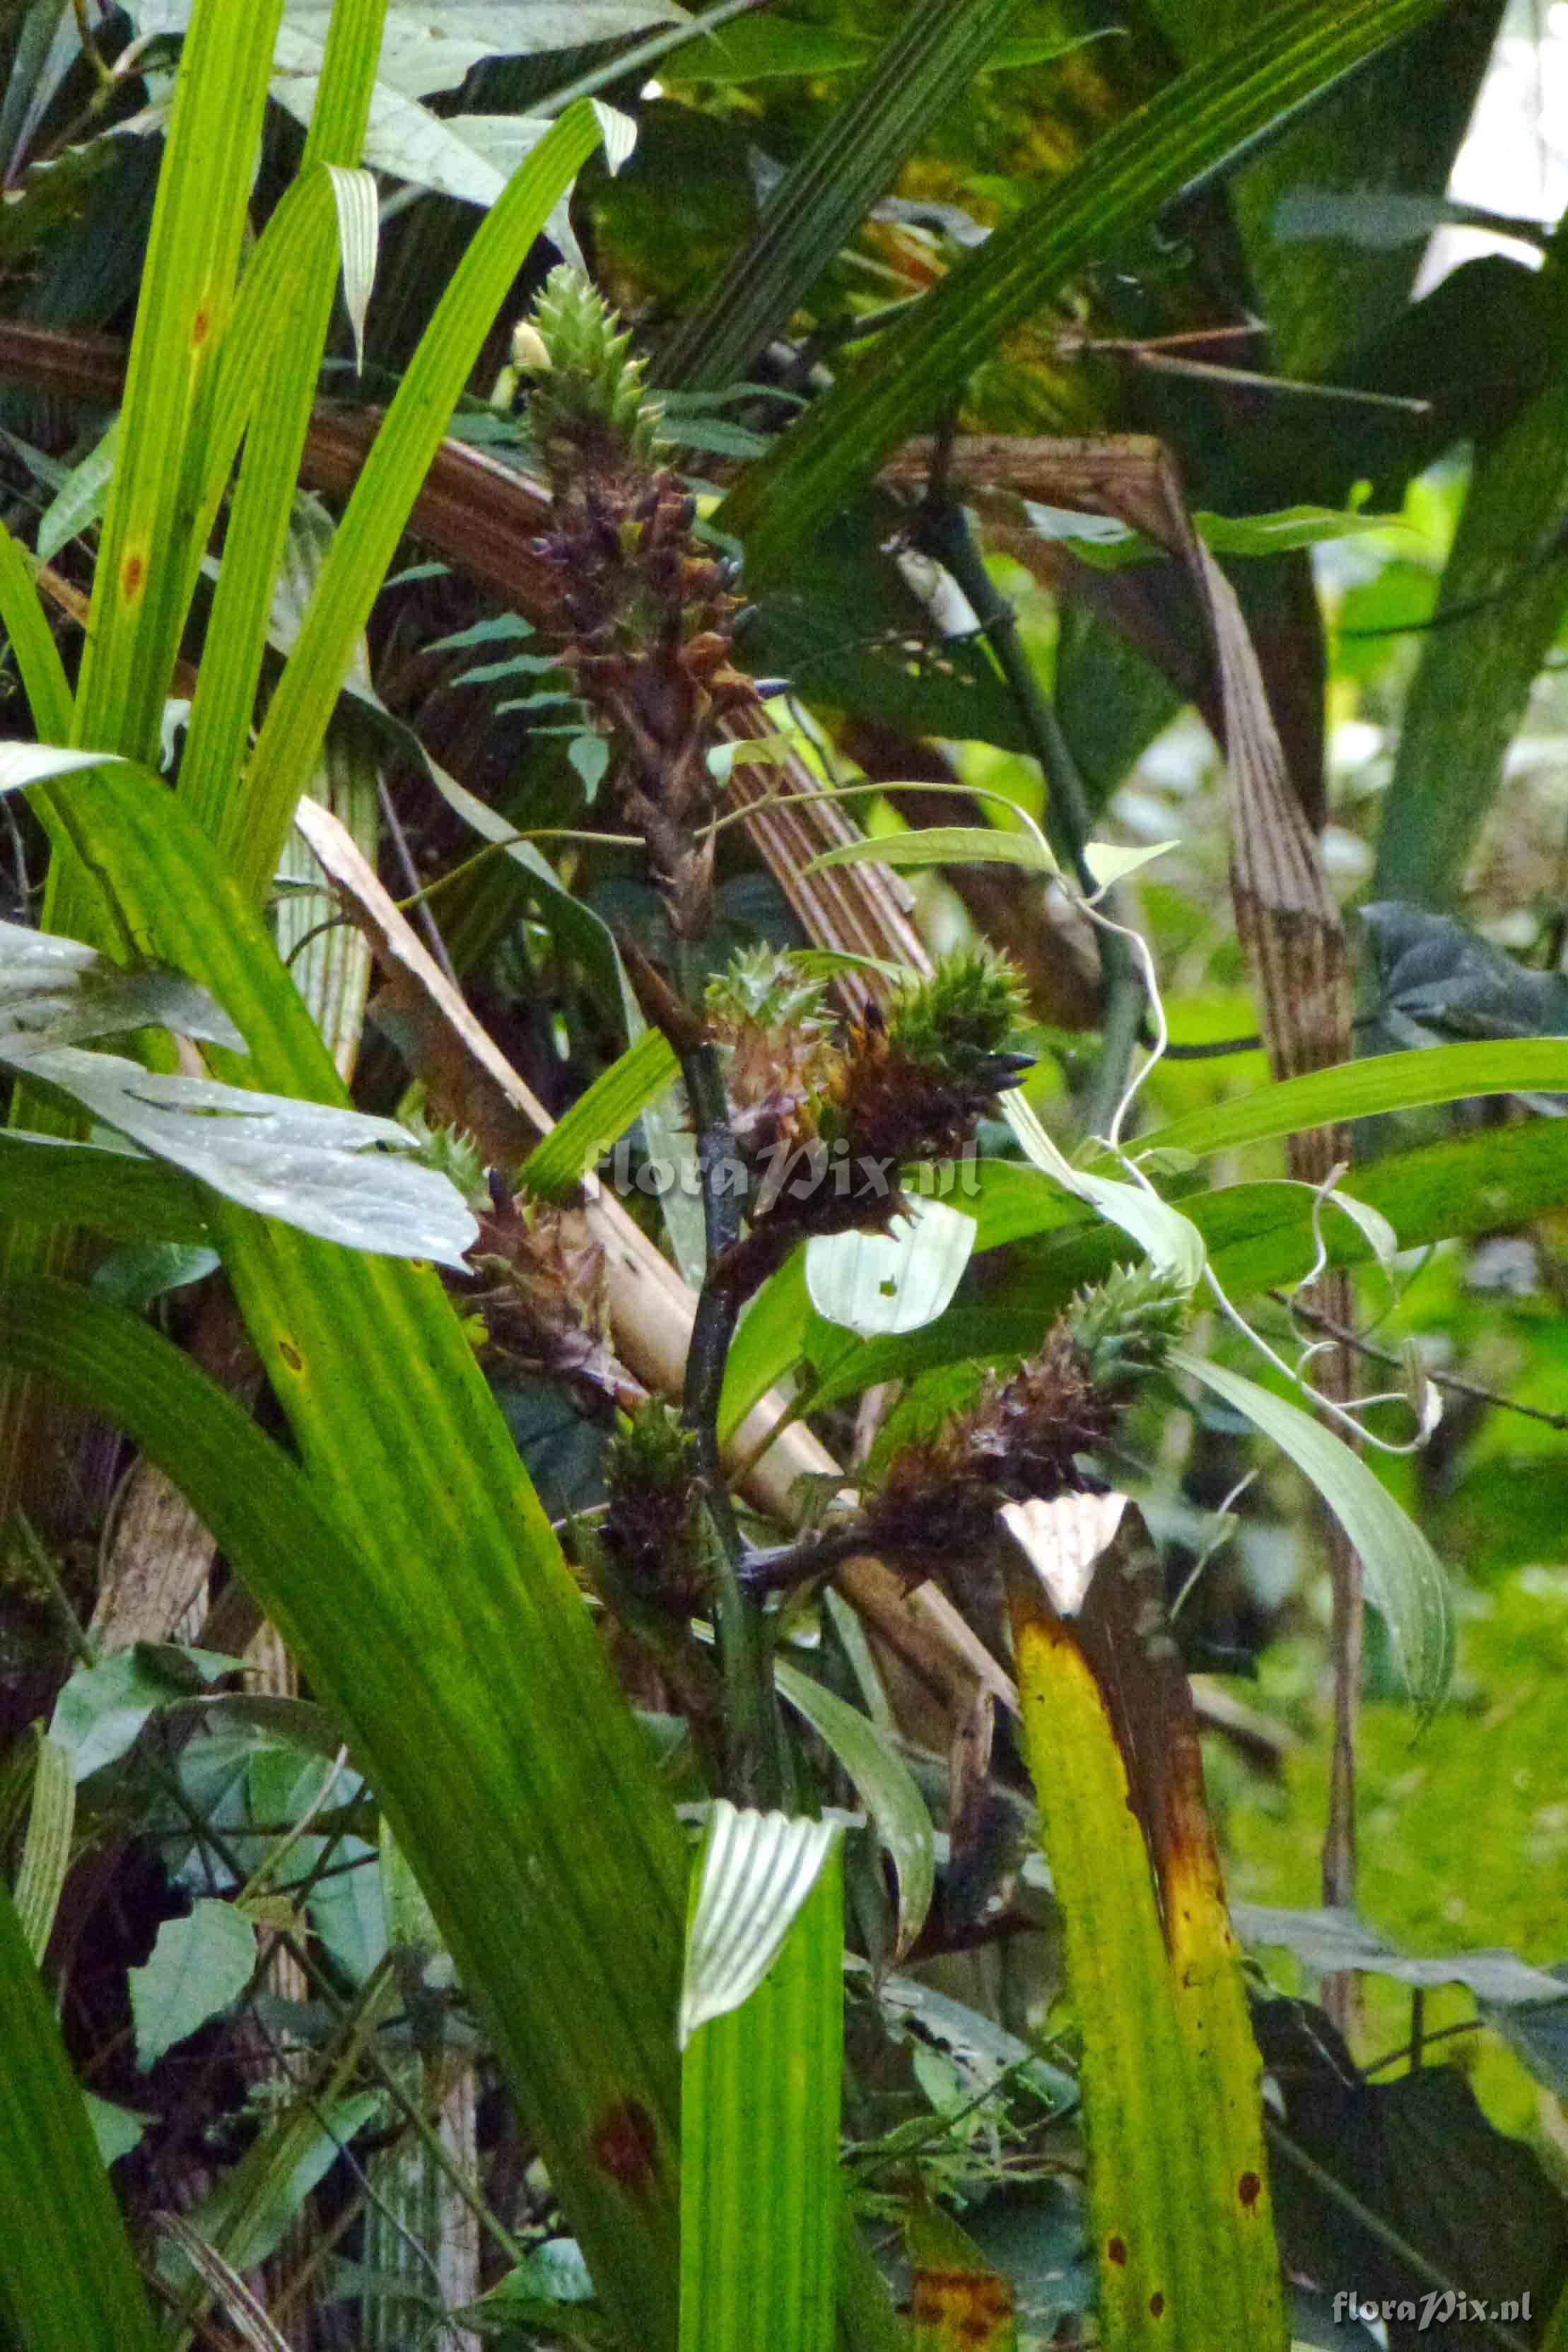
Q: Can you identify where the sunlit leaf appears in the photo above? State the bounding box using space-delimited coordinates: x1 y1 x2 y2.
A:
1006 1095 1205 1285
1082 839 1178 892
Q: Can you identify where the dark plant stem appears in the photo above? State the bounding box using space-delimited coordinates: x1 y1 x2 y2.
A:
676 1007 785 1806
912 491 1147 1136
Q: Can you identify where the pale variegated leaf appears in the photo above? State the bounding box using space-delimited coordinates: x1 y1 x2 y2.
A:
1000 1491 1129 1619
679 1801 840 2046
805 1195 975 1337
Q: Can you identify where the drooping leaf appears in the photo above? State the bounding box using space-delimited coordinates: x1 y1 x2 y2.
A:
1170 1349 1452 1713
1006 1093 1205 1285
773 1656 935 1958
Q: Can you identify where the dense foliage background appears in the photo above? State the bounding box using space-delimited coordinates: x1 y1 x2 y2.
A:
1 2 1567 2348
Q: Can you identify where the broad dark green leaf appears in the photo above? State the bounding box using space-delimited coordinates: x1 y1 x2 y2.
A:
722 0 1458 581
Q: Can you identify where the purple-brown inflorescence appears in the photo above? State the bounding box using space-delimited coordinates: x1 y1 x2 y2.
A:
853 1264 1191 1597
517 266 751 938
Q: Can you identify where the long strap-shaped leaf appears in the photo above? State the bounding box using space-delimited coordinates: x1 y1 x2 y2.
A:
0 1876 162 2352
0 0 288 1513
679 1813 844 2352
231 100 603 904
28 762 691 2347
719 0 1456 580
1009 1515 1285 2351
71 0 283 762
176 0 387 846
656 0 1034 392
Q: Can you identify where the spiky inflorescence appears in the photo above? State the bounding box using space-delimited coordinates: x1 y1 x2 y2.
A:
865 1322 1116 1577
518 264 669 494
1065 1263 1190 1395
515 267 750 938
401 1107 491 1211
705 948 837 1168
601 1399 706 1616
821 947 1034 1175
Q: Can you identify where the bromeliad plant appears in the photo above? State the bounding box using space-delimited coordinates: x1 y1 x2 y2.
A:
4 1 1564 2349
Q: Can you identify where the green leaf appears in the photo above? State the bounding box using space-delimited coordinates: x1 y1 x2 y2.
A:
178 0 388 850
1169 1348 1453 1713
12 1735 74 1962
679 1802 841 2046
0 912 244 1049
1082 839 1178 891
718 1242 810 1443
805 1196 976 1337
774 1656 935 1958
0 528 74 740
1373 378 1568 907
722 0 1457 580
0 1263 688 2345
71 0 286 768
658 0 1041 393
1136 1039 1568 1160
234 100 607 903
1233 1906 1564 2003
165 2086 384 2278
1010 1568 1285 2350
0 1882 162 2351
521 1029 681 1204
50 1643 238 1783
8 1042 476 1268
1006 1095 1205 1286
129 1897 257 2070
805 825 1056 878
0 1132 209 1245
37 418 120 563
83 2095 151 2172
680 1820 843 2352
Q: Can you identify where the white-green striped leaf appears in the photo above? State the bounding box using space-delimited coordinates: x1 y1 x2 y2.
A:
679 1800 840 2046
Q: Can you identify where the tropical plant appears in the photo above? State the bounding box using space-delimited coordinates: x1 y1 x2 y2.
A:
0 2 1566 2350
